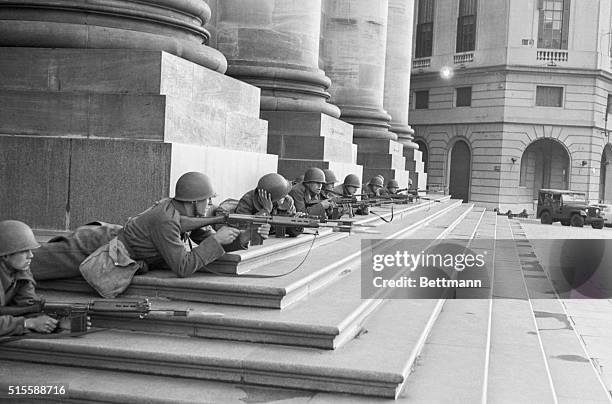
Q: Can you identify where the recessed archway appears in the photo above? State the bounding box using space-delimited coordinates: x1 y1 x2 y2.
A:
449 140 471 202
519 138 570 199
599 144 612 202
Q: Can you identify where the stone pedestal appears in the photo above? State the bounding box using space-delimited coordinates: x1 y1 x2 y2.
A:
262 111 362 182
354 138 411 188
404 148 428 191
320 0 411 184
0 48 277 230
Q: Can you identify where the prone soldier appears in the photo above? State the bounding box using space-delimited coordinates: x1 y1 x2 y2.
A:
332 174 369 216
235 173 302 237
364 176 384 198
289 167 333 219
321 169 338 200
0 220 59 336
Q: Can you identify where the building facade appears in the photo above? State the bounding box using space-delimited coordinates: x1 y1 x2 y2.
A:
409 0 612 212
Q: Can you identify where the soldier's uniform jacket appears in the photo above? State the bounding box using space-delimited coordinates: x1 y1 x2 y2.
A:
289 183 327 218
0 261 39 336
236 190 302 237
118 198 226 278
30 222 122 281
332 184 369 216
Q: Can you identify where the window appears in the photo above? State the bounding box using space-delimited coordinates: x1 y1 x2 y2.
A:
415 91 429 109
456 0 477 53
415 0 434 58
537 0 570 49
536 86 563 107
456 87 472 107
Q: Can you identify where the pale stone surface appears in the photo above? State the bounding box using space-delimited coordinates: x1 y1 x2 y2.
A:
0 136 70 229
209 0 339 117
262 111 354 143
383 0 417 148
0 48 261 118
268 135 354 163
0 0 227 72
320 0 393 140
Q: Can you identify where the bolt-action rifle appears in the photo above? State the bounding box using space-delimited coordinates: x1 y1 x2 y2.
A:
0 299 198 333
180 212 377 245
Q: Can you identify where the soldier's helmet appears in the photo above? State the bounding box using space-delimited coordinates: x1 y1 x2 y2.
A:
0 220 40 256
322 169 337 185
174 172 215 202
257 173 291 202
343 174 361 188
387 179 399 188
303 167 326 184
368 176 384 188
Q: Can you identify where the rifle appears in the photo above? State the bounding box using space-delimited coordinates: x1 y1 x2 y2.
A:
0 299 200 333
180 213 378 246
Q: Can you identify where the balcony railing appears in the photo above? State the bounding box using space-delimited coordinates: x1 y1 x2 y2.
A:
412 58 431 69
454 52 474 64
536 50 568 62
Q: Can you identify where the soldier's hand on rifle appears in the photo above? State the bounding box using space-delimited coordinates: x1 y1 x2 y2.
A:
25 315 58 333
258 189 274 214
212 226 241 245
320 200 334 210
257 223 271 240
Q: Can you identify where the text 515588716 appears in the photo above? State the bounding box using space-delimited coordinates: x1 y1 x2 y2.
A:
7 385 67 396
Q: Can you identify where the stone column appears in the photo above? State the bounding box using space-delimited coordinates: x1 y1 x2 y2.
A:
207 0 362 183
320 0 393 140
383 0 425 190
384 0 418 150
208 0 339 117
321 0 410 186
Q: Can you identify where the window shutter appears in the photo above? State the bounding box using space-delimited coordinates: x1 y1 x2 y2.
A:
561 0 570 49
537 6 544 46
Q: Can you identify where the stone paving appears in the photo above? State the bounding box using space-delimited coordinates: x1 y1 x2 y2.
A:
520 221 612 398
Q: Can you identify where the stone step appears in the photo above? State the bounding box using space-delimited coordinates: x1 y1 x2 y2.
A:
0 297 444 399
357 153 406 171
36 201 471 351
0 359 320 404
354 138 405 156
268 134 354 163
509 221 612 403
0 90 268 154
262 111 354 143
0 48 262 118
38 198 461 309
207 199 442 275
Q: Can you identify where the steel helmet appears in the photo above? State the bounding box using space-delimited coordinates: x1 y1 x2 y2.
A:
174 172 215 202
387 179 399 188
303 167 326 184
257 173 291 202
369 176 384 188
0 220 40 256
343 174 361 188
322 169 337 185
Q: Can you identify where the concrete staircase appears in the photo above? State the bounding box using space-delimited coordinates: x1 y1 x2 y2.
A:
1 205 608 403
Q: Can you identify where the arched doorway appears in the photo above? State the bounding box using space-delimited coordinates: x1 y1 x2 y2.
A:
600 144 612 202
415 140 428 173
519 138 569 199
449 140 471 202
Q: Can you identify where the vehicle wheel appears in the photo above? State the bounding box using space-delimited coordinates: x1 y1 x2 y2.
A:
540 211 552 225
561 221 570 226
592 222 604 229
570 214 584 227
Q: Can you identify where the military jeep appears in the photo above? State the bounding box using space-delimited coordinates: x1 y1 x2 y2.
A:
537 189 604 229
